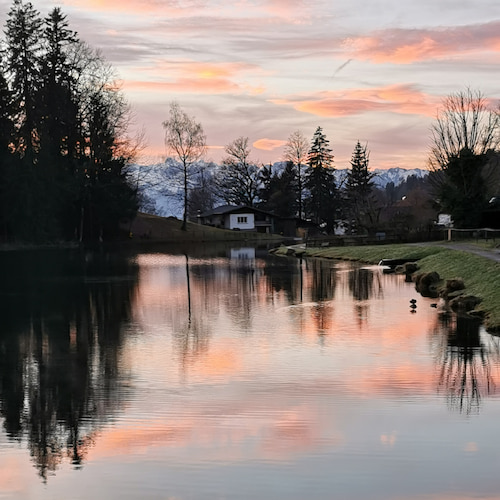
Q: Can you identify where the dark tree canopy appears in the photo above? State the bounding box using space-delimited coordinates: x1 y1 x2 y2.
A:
258 162 298 217
304 127 337 231
0 1 138 243
345 141 379 233
216 136 260 206
429 89 500 228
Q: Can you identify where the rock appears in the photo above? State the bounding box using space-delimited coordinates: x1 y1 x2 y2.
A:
449 295 482 314
414 271 441 298
439 277 466 299
404 262 419 274
446 278 465 291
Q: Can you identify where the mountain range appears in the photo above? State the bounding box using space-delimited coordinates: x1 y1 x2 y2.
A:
128 160 428 218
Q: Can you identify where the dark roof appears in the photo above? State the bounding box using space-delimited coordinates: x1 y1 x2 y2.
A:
199 205 277 218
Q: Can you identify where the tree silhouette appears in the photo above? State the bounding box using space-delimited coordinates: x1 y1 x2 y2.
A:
304 127 337 231
163 102 207 230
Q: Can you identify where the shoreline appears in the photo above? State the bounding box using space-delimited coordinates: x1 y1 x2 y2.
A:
270 242 500 334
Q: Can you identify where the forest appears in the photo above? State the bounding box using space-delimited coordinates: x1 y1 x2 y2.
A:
0 0 137 243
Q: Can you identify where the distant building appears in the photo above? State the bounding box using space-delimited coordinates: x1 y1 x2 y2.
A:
198 205 319 237
437 213 453 227
198 205 276 233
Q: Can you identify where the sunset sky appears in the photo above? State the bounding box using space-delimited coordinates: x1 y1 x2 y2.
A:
1 0 499 168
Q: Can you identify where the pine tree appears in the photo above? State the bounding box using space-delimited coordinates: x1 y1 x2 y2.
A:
304 127 337 231
39 7 79 159
5 0 43 156
0 69 15 238
258 162 297 217
1 1 138 242
345 141 378 233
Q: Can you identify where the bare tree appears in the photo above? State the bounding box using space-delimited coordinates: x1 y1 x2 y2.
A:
216 136 260 206
429 88 500 170
163 102 206 230
429 88 500 227
284 130 308 218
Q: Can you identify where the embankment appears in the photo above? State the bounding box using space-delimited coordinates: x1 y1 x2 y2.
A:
271 243 500 333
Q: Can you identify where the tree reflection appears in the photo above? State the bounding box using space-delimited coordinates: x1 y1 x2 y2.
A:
309 259 337 302
0 249 138 479
262 255 303 303
432 312 500 414
173 254 211 374
348 267 381 301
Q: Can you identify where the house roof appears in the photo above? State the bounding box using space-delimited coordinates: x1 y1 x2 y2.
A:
199 205 277 218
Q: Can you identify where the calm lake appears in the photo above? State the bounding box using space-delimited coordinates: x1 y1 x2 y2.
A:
1 245 499 500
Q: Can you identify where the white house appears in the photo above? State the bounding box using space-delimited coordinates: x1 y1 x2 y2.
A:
198 205 276 233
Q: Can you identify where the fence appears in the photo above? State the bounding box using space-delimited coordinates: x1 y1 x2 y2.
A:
445 228 500 242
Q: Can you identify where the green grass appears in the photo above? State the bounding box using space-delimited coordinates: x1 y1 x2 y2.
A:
293 244 447 262
274 243 500 332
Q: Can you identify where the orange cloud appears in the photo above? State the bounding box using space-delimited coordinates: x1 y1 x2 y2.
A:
124 78 239 94
346 21 500 63
272 84 439 118
124 60 265 95
253 138 286 151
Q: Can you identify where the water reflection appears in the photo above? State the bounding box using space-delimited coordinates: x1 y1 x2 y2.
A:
2 245 500 498
0 250 138 479
432 312 500 414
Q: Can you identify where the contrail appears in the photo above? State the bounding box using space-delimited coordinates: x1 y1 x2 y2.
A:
332 59 353 78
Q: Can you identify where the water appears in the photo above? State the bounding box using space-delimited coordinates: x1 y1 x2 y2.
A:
0 245 499 499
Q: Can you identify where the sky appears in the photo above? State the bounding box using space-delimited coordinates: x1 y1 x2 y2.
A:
1 0 499 168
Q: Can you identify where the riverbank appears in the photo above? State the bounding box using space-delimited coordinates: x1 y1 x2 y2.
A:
271 242 500 333
0 213 285 251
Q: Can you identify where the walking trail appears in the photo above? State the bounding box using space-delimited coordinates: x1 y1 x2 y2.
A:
411 241 500 263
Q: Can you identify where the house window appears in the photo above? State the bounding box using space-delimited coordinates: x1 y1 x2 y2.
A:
237 216 248 224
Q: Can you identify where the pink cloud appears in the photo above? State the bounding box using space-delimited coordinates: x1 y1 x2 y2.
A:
123 61 265 95
272 84 440 118
253 138 287 151
346 21 500 63
59 0 206 16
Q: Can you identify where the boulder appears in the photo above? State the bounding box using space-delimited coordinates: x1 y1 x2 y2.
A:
449 295 482 314
414 271 441 298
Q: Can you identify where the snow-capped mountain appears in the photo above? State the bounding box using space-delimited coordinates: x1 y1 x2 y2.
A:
127 160 428 218
371 167 428 188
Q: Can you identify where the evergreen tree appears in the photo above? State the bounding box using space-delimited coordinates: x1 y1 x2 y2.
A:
345 141 378 233
5 0 43 156
0 70 15 239
38 7 79 159
1 1 138 242
304 127 337 231
258 162 297 217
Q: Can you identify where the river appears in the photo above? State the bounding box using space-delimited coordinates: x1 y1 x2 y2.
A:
0 245 499 499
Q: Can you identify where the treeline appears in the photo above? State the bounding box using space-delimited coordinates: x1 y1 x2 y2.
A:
0 0 137 243
159 114 433 235
161 89 500 233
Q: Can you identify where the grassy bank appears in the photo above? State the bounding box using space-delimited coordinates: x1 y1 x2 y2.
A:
272 243 500 333
128 212 284 243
